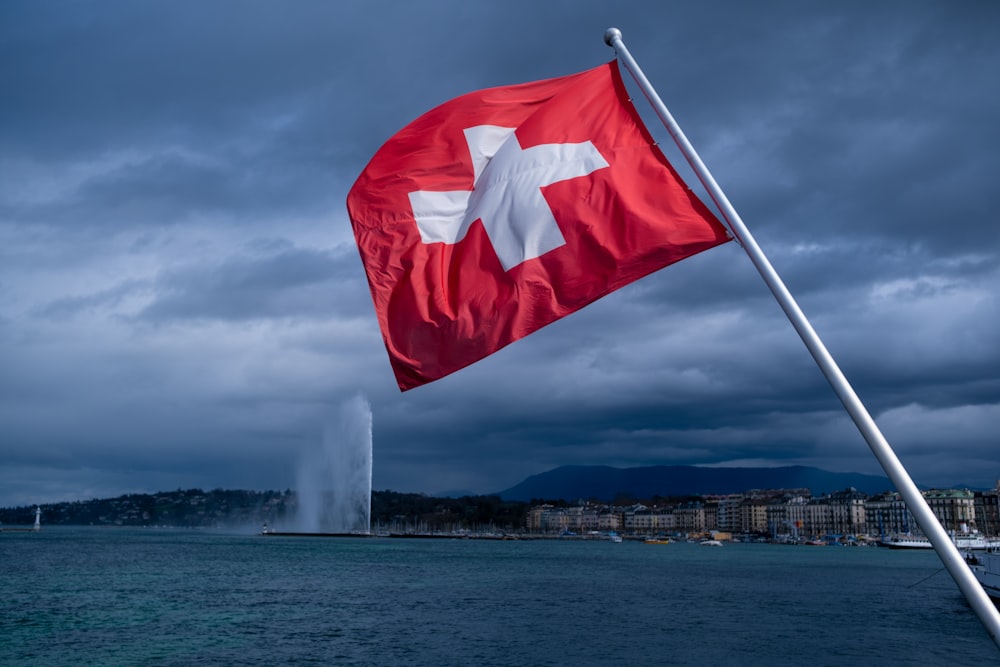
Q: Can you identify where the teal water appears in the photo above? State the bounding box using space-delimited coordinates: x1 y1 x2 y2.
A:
1 528 996 665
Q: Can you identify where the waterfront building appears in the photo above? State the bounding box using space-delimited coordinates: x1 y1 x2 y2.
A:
525 484 998 539
598 509 621 532
526 505 576 533
739 498 769 534
573 506 600 534
525 504 619 534
865 489 976 538
803 498 834 537
702 501 719 531
526 504 554 532
715 495 744 533
622 505 674 534
623 506 652 533
828 487 868 536
865 492 915 536
974 484 1000 536
673 502 706 533
923 488 976 534
766 495 807 540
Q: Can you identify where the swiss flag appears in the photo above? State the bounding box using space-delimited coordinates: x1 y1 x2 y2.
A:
348 62 731 391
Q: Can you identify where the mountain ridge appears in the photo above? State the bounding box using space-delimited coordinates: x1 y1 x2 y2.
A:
497 464 898 501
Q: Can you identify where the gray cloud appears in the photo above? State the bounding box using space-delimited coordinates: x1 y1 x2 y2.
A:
136 242 365 323
1 1 998 506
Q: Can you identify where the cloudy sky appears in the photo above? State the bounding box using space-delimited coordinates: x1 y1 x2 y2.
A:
2 2 998 507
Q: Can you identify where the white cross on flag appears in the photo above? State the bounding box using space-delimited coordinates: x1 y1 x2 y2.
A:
348 62 731 391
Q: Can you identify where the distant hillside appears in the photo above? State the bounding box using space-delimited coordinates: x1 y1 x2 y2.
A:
0 488 528 532
497 465 895 501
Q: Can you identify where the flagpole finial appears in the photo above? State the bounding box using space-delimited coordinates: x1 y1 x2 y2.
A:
604 27 622 47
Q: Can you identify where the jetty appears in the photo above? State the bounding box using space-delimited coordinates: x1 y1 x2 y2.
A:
0 507 41 533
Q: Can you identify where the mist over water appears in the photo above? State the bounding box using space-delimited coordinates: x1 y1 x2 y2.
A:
295 394 372 533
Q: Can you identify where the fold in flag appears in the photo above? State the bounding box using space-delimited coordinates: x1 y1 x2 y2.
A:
348 62 731 391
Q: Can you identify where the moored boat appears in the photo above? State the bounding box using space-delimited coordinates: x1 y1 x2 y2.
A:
971 548 1000 608
878 532 1000 551
878 535 934 549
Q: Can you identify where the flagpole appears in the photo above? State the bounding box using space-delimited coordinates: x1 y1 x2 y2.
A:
604 27 1000 647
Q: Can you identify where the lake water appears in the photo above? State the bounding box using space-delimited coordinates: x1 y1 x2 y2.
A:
1 528 996 665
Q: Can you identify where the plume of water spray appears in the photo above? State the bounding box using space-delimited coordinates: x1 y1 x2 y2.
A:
295 394 373 533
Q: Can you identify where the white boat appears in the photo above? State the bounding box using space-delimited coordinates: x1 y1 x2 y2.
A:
971 548 1000 607
878 535 934 549
956 534 1000 550
878 532 1000 551
699 539 723 547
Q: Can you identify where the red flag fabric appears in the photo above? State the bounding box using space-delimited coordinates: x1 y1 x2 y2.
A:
347 62 731 391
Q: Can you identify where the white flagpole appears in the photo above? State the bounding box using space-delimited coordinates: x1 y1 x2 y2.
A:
603 27 1000 647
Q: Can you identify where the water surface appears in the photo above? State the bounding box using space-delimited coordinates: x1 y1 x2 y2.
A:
1 528 995 665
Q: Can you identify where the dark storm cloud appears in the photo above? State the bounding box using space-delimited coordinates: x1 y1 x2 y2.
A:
0 1 997 505
137 242 367 323
2 4 347 156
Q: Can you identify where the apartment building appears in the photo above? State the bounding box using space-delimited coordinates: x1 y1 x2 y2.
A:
975 485 1000 535
525 485 998 538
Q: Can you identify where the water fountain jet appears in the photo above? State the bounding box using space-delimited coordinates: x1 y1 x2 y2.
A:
293 394 372 534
